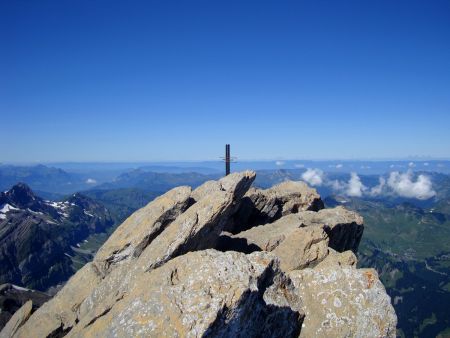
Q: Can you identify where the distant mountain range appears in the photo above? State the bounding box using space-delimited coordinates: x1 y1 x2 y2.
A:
82 188 161 224
0 164 220 196
94 169 219 191
0 183 113 291
2 162 449 197
0 165 94 195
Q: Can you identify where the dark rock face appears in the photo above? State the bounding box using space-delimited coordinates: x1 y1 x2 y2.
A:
0 284 50 331
0 184 114 291
312 207 364 253
325 221 364 252
3 184 36 208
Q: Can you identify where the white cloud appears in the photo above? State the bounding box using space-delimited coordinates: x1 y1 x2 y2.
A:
370 177 386 196
387 170 435 200
390 164 405 168
294 164 305 168
336 164 343 169
346 172 366 197
86 178 97 184
275 161 285 166
408 162 415 168
329 179 346 192
301 168 324 186
327 173 366 197
423 162 429 167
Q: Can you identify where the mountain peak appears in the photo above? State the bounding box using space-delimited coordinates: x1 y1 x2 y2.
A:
5 183 37 207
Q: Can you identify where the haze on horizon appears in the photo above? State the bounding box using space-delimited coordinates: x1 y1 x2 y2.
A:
1 0 449 163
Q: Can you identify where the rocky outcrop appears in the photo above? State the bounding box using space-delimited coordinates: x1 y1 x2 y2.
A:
0 300 32 338
226 206 363 253
12 263 104 338
94 186 194 272
218 206 362 271
220 214 329 271
225 181 324 233
69 250 303 337
0 284 50 332
289 250 397 338
295 206 364 253
2 172 396 338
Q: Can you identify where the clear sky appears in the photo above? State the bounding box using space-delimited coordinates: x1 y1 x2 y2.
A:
1 0 449 162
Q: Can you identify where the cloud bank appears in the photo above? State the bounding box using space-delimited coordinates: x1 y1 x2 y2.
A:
301 169 435 200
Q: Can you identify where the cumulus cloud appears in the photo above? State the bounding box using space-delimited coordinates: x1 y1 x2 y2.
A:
327 172 366 197
301 168 324 186
408 162 415 168
329 179 346 192
346 172 366 197
86 178 97 184
275 161 285 166
308 168 436 201
387 170 435 200
370 177 386 196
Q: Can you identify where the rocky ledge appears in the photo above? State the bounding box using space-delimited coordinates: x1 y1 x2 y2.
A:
1 171 397 338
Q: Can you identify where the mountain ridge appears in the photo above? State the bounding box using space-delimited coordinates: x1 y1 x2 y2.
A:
0 183 114 292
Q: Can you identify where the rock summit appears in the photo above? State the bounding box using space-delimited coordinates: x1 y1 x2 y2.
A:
1 171 396 338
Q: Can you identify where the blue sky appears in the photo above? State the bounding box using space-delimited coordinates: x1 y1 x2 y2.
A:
1 0 449 162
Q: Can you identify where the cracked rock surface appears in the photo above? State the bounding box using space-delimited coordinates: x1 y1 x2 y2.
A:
3 171 396 338
289 251 397 338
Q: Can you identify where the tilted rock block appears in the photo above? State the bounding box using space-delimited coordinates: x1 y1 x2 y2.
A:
66 250 303 338
94 185 193 272
12 171 257 338
226 181 324 233
223 206 362 271
272 227 329 271
78 171 256 330
315 248 358 269
289 251 396 338
13 262 103 338
0 300 32 338
225 214 330 271
294 206 364 253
